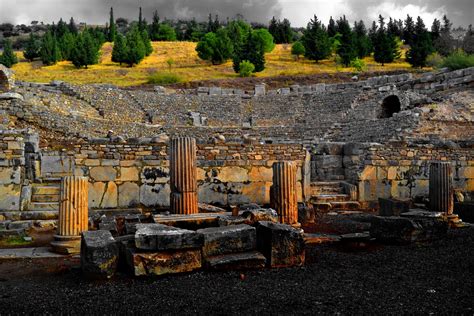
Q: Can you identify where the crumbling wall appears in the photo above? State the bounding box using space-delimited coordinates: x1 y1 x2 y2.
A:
0 65 14 93
0 131 24 211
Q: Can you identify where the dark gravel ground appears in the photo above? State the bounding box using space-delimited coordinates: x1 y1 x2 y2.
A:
0 227 473 315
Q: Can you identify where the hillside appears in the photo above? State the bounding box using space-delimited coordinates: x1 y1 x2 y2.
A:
12 41 414 87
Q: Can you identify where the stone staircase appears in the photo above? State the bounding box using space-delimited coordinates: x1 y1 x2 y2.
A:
310 181 360 212
29 181 61 214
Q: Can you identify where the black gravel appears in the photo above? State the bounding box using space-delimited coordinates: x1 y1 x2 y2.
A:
0 227 473 315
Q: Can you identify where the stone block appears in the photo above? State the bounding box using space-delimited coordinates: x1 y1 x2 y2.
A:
205 251 266 270
141 166 169 184
0 184 21 211
41 155 74 176
209 87 222 95
216 166 249 183
378 198 411 216
90 166 117 182
88 182 117 208
118 182 139 207
0 166 21 185
125 248 202 276
256 221 305 268
314 155 342 169
197 224 256 258
139 183 170 207
135 223 204 251
80 230 119 279
119 167 139 181
254 84 266 96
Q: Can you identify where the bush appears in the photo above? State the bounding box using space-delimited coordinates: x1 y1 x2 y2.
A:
238 60 255 77
147 72 182 85
426 52 443 68
440 50 474 70
349 58 366 72
291 41 305 59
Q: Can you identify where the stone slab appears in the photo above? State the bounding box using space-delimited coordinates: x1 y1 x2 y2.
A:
135 223 204 251
125 248 202 276
80 230 118 279
197 224 256 258
256 221 305 268
379 198 411 216
205 251 266 270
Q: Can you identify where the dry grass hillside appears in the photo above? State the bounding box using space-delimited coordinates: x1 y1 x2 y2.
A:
12 41 413 86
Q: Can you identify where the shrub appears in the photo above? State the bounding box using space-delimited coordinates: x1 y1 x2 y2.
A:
440 50 474 70
291 41 305 59
349 58 366 72
239 60 255 77
147 72 182 85
426 52 443 68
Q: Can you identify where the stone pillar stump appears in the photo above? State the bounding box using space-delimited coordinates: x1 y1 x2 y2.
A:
51 176 89 254
170 137 198 214
429 162 454 215
272 161 299 226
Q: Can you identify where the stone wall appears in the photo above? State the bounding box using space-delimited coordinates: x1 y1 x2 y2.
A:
0 65 15 93
0 130 24 211
342 142 474 202
40 141 310 209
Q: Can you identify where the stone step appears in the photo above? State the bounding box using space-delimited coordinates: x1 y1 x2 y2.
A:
313 202 332 212
28 202 59 212
0 211 58 220
31 194 60 203
32 185 60 196
312 194 350 202
304 233 341 245
331 201 361 210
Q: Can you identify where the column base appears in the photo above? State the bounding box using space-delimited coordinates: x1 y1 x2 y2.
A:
50 235 81 254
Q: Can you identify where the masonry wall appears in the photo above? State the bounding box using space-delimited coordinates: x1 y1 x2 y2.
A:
343 143 474 202
40 141 310 209
0 131 24 211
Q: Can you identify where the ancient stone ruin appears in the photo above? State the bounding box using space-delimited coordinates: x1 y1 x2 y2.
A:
0 66 473 278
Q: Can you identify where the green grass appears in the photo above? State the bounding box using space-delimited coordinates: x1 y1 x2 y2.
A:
440 51 474 70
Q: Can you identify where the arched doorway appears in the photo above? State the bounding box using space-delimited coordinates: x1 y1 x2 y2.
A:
379 95 401 118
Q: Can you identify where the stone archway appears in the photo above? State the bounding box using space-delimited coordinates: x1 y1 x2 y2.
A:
379 95 401 118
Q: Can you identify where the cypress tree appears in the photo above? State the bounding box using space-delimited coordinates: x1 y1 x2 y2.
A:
108 7 116 42
336 17 357 66
407 16 433 68
403 15 415 45
354 20 371 58
373 15 399 66
301 15 331 62
431 18 441 41
138 7 144 32
68 17 78 34
463 25 474 54
56 18 69 38
281 18 293 43
59 32 75 61
150 11 160 41
141 29 153 56
125 25 146 66
111 34 128 65
40 30 61 65
328 16 337 38
268 17 279 43
71 29 100 68
434 15 454 56
0 39 18 68
23 33 41 61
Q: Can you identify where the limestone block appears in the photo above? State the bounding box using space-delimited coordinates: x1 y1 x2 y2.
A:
198 182 228 205
139 183 170 207
359 166 377 180
41 155 74 176
248 166 273 182
390 181 411 199
0 184 21 211
141 166 169 184
241 181 271 205
125 248 202 276
135 223 204 251
256 221 305 268
118 182 140 207
118 167 139 181
379 198 411 216
88 182 117 209
197 168 206 181
197 224 256 258
81 230 118 279
0 166 21 185
90 166 117 182
216 166 249 183
204 251 266 270
458 167 474 179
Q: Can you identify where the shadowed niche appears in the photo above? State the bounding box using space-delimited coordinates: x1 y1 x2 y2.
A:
380 95 401 118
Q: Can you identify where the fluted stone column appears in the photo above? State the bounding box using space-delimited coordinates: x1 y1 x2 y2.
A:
51 176 89 254
272 161 299 226
429 162 454 214
170 137 198 214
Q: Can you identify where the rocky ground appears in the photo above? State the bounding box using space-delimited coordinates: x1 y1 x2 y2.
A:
0 226 472 315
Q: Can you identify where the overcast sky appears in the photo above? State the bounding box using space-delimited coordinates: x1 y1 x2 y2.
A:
0 0 472 27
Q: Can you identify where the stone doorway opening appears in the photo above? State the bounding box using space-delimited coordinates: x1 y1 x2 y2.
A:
380 95 401 118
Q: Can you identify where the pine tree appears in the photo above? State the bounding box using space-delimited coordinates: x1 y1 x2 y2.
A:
434 15 454 56
268 17 279 43
23 33 41 61
407 16 433 68
431 18 441 41
301 15 331 62
373 15 399 66
232 29 266 73
56 18 69 38
336 17 356 66
70 29 100 68
141 29 153 56
59 32 75 60
125 25 146 66
0 39 18 67
463 25 474 54
353 20 371 58
291 41 305 59
68 17 78 34
157 23 177 41
150 11 160 41
328 16 337 38
112 34 127 65
196 29 233 65
40 30 61 65
403 15 415 45
108 7 117 42
281 18 293 43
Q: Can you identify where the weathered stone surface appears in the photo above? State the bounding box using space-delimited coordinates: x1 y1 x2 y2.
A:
90 166 117 182
0 184 21 211
139 183 170 207
241 208 278 225
379 198 411 216
0 92 23 100
370 215 448 244
0 167 21 185
197 224 256 258
125 248 202 276
81 230 118 279
135 223 204 251
205 251 266 270
272 162 298 225
256 221 305 268
198 203 226 213
89 182 117 208
118 182 139 207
